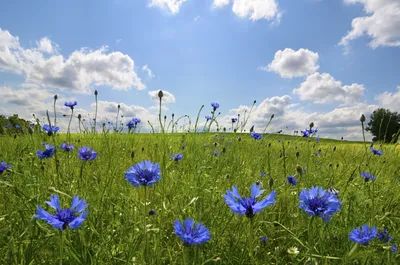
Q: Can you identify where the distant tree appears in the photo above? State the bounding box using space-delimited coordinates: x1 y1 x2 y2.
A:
365 108 400 143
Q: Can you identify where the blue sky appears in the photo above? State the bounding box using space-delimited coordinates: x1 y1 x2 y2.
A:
0 0 399 139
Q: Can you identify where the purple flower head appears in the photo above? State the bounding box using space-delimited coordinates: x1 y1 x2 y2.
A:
15 124 20 129
132 118 141 124
392 244 397 253
205 116 212 121
60 142 74 152
78 146 97 161
224 184 276 218
64 101 77 108
173 218 211 245
170 153 183 162
377 228 393 243
127 120 136 129
260 171 266 177
37 144 56 159
361 172 376 182
287 175 297 186
261 236 268 245
250 131 262 140
42 124 60 134
231 118 238 123
299 186 341 222
125 160 161 187
349 225 377 245
35 194 88 231
211 102 219 110
0 162 12 174
370 147 383 156
5 123 11 129
316 137 320 143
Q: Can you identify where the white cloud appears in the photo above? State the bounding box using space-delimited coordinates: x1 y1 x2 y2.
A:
340 0 400 50
37 37 56 54
292 72 365 104
212 0 230 8
142 64 155 78
263 48 319 78
0 28 145 94
194 16 201 22
213 0 281 21
148 89 176 104
376 85 400 112
148 0 187 14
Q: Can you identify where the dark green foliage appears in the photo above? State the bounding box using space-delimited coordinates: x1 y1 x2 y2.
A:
0 114 31 135
366 108 400 143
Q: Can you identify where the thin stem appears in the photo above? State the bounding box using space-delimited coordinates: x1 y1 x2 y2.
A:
194 105 204 133
94 92 98 134
158 98 164 133
67 108 74 140
144 186 148 263
248 218 254 264
59 230 63 265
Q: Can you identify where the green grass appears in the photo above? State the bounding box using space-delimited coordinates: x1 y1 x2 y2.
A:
1 131 399 264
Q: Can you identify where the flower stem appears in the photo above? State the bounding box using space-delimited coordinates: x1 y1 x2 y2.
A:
67 108 74 140
59 230 63 265
144 186 148 263
248 218 255 264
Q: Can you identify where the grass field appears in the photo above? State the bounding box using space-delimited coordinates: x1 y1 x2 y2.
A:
1 131 399 264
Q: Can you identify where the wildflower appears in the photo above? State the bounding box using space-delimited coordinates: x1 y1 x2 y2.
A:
132 118 141 124
231 118 238 123
287 247 299 255
316 137 320 143
0 162 12 174
377 228 393 243
205 116 212 121
250 131 262 140
224 183 276 218
260 171 266 177
173 218 211 245
170 153 183 162
60 143 74 152
37 144 56 159
299 186 341 222
211 102 219 110
15 124 20 129
78 146 97 161
370 147 383 156
392 244 397 253
361 172 376 182
211 150 220 156
125 160 161 187
149 209 157 216
126 120 136 129
35 194 88 230
64 101 77 108
287 175 297 186
42 124 60 134
261 237 268 245
5 123 11 128
349 225 377 245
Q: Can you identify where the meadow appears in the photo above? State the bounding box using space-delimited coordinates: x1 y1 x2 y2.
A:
1 119 400 264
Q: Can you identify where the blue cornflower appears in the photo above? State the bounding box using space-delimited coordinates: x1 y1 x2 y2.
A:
287 175 297 186
377 228 393 243
211 102 219 109
15 124 20 129
361 172 376 182
0 162 12 174
78 146 97 161
35 194 88 231
261 237 268 245
231 118 238 123
392 244 397 253
250 131 262 140
126 120 136 129
349 225 377 245
5 123 11 128
42 124 60 134
370 147 383 156
60 142 74 152
260 171 266 177
64 101 77 108
224 184 276 218
211 150 220 156
125 160 161 187
173 218 211 245
37 144 56 159
316 137 320 143
132 118 141 124
205 116 212 121
299 186 341 222
170 153 183 162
